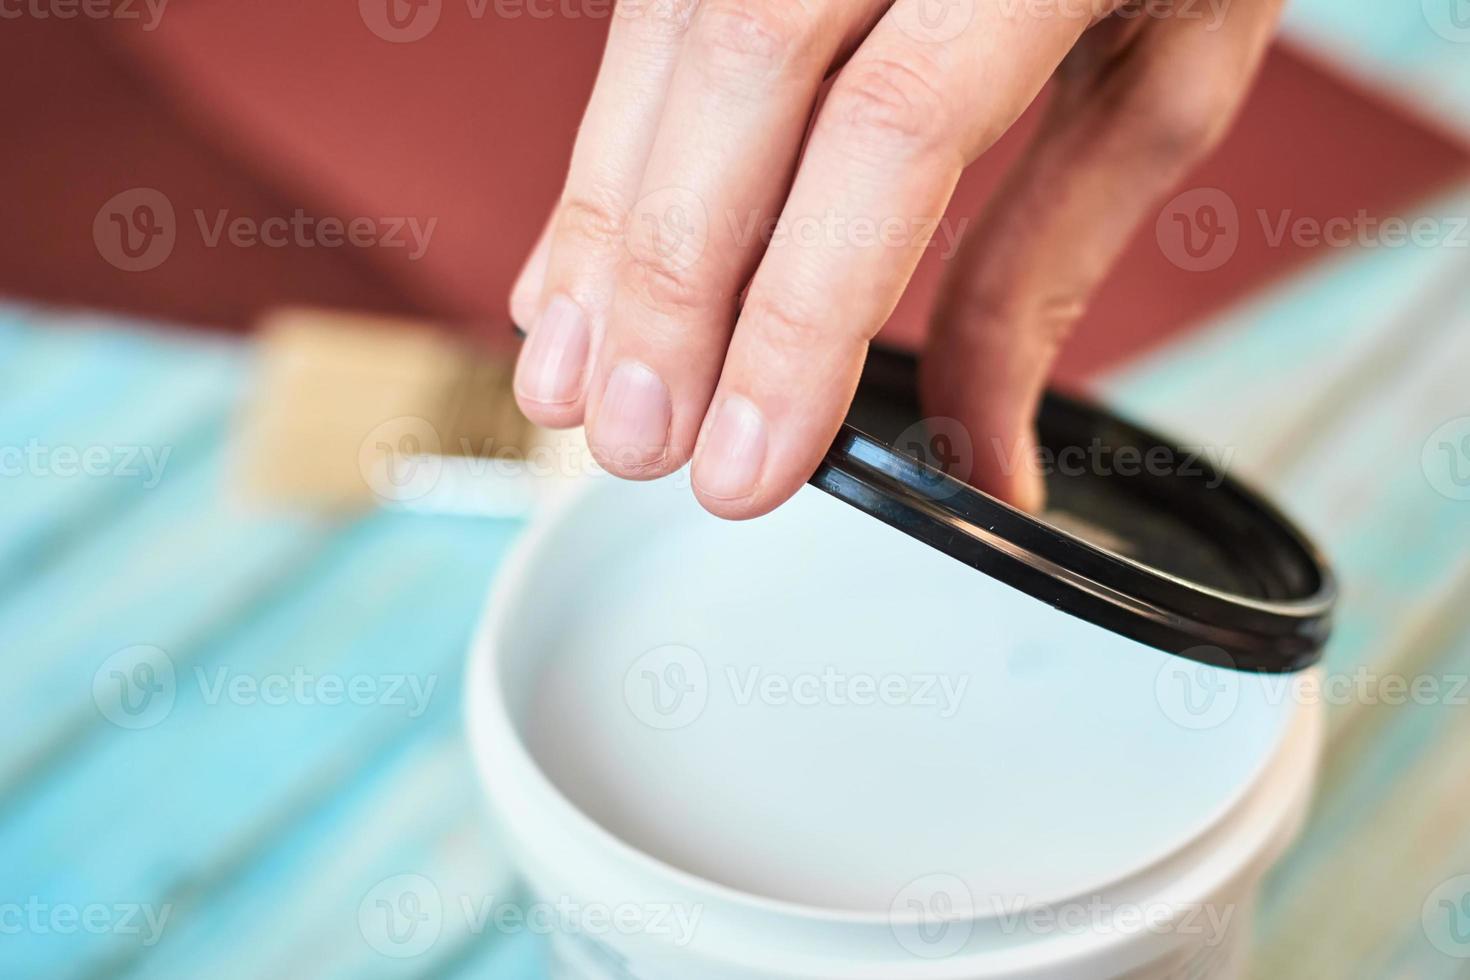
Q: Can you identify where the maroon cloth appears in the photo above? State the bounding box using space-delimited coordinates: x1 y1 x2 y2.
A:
2 9 1466 384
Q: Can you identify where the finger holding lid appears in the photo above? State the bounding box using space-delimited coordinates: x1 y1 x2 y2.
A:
690 0 1091 518
512 0 698 429
922 1 1283 512
583 0 888 478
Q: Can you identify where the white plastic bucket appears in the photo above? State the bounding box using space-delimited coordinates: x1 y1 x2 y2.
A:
467 471 1323 980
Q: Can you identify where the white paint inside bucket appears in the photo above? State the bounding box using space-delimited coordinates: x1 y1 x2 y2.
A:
502 473 1301 915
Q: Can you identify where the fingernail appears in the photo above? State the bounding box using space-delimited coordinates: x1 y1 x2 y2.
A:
515 295 589 405
592 360 671 469
693 394 766 500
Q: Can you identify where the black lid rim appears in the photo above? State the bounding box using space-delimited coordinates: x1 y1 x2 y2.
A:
812 354 1336 675
509 324 1334 673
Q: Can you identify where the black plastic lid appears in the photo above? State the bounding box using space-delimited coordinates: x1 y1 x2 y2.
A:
510 322 1334 673
813 346 1335 673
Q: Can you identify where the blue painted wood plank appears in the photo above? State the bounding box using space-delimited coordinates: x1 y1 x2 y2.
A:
1249 620 1470 979
1101 191 1470 978
1104 188 1469 453
0 512 518 978
0 315 244 591
107 720 519 980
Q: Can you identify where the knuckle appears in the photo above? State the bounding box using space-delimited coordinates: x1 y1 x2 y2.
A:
620 245 706 317
1134 87 1236 165
744 292 837 351
616 0 698 41
824 55 953 153
691 0 814 76
557 193 628 251
951 285 1086 353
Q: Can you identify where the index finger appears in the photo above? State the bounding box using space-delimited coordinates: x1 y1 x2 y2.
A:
690 0 1089 518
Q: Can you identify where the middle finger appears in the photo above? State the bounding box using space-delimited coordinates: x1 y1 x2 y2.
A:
584 0 889 476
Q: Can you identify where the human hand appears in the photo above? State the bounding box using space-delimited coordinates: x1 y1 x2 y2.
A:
510 0 1281 517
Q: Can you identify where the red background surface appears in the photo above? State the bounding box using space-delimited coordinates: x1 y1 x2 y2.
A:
2 7 1466 385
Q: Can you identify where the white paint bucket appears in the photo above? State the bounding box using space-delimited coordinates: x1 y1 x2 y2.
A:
467 467 1324 980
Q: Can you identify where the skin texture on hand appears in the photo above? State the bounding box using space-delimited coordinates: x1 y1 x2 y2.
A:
510 0 1284 519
